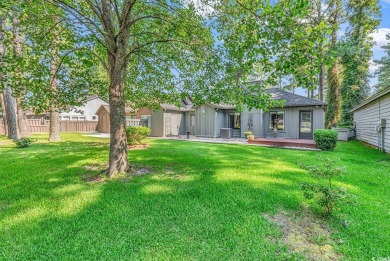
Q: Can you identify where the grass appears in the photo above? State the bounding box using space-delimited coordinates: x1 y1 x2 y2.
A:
0 133 389 260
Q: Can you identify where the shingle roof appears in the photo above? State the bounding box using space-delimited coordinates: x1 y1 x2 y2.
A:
266 88 327 107
350 87 390 112
206 103 236 110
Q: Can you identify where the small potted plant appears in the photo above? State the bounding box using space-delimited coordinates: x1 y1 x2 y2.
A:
244 131 252 139
247 134 255 140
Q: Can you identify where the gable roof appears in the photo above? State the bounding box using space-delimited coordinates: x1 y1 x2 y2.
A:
351 87 390 112
266 88 327 107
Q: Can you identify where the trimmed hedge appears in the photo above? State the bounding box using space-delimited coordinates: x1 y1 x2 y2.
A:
313 129 338 151
126 126 151 145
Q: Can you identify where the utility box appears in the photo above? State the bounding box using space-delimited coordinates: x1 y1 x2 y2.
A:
220 128 232 139
380 119 386 128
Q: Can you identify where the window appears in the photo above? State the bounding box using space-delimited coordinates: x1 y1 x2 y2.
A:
228 113 241 129
190 114 195 126
269 111 284 131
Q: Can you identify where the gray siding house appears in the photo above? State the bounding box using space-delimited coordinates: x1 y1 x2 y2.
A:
148 89 327 140
352 87 389 153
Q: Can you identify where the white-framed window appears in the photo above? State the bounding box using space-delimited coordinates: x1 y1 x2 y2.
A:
269 111 285 131
190 114 195 126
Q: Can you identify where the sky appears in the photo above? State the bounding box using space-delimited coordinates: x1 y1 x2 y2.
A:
370 0 390 84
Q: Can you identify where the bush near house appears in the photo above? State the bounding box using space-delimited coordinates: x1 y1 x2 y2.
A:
314 129 338 150
126 126 151 145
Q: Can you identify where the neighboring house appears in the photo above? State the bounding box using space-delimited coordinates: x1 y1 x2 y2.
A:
26 96 109 121
111 89 326 139
352 87 389 153
59 96 108 121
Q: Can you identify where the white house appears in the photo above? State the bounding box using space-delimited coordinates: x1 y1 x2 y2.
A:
59 96 108 121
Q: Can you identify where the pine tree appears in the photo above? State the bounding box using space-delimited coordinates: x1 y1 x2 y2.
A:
375 34 390 90
339 0 380 126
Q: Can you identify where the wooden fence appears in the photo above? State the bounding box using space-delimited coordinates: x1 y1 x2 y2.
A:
0 119 98 134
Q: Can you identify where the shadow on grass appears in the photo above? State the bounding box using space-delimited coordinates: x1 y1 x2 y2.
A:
0 138 389 259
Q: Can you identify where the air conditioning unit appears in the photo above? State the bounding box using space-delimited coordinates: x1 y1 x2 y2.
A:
220 128 232 139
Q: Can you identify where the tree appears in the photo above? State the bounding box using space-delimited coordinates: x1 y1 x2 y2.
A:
375 34 390 90
0 16 18 139
12 14 29 137
52 0 224 177
15 2 95 141
325 0 343 128
339 0 380 126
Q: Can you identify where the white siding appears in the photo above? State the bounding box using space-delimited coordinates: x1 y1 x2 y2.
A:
354 93 390 152
60 97 108 121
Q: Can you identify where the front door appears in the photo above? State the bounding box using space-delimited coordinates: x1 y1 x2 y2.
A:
299 111 313 139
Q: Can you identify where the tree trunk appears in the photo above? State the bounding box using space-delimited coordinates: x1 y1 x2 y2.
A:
325 0 342 128
319 65 324 101
107 51 129 177
13 15 29 137
48 13 60 142
4 86 18 139
326 61 341 128
16 98 28 137
0 92 8 136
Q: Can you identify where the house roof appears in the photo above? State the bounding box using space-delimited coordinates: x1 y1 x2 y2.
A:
206 103 236 110
266 88 327 107
350 87 390 112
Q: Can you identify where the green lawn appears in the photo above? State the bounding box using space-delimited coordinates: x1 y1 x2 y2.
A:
0 133 389 260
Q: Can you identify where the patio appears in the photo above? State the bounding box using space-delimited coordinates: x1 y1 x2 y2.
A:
248 137 317 149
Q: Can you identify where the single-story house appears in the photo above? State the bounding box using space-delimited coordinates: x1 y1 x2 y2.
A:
352 87 389 153
27 96 109 121
194 89 327 139
108 88 325 139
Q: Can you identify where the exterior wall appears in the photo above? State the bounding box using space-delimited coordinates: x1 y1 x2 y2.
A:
354 93 390 152
60 97 108 121
195 104 216 137
151 109 164 137
136 107 152 118
184 111 196 135
241 108 263 137
215 111 225 137
263 106 325 139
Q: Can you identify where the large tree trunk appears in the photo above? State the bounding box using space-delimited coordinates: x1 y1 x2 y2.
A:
48 13 60 142
326 61 341 128
13 15 29 137
4 86 18 139
107 51 129 177
0 92 8 136
16 98 28 137
325 0 342 128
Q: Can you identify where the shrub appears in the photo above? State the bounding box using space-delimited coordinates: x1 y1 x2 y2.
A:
300 156 354 216
126 126 151 145
314 129 338 150
247 134 254 140
14 137 35 148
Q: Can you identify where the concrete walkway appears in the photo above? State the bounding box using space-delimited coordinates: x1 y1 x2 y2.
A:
83 132 319 151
